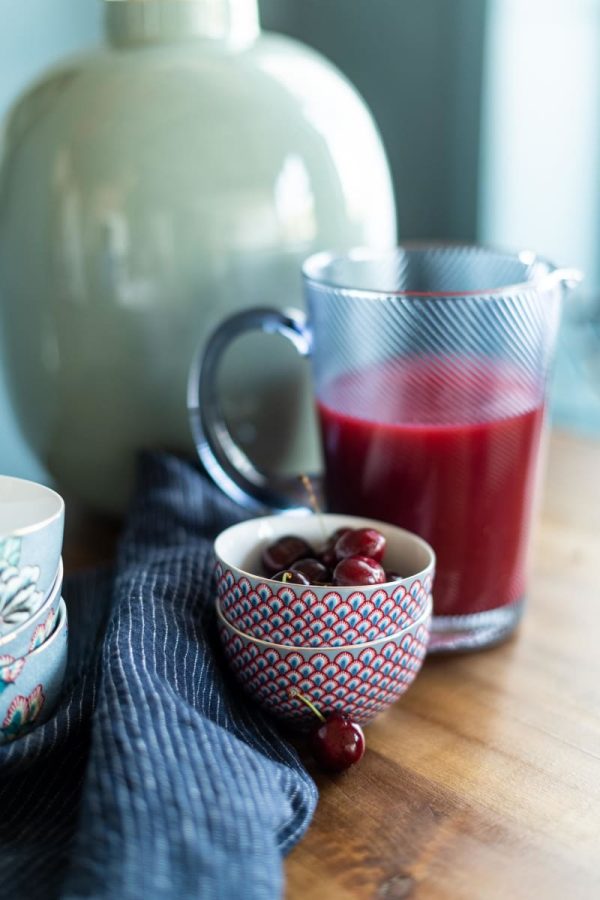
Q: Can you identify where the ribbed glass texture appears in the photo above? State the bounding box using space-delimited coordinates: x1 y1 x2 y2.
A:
303 246 562 426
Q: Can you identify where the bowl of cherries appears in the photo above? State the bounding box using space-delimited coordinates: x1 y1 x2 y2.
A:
215 514 434 734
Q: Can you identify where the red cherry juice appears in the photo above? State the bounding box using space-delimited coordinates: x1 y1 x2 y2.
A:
317 357 545 616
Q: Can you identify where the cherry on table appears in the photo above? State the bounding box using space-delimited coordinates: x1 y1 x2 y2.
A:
311 712 366 773
289 689 365 773
333 555 386 587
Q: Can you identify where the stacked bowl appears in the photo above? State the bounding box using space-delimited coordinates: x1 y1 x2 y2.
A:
215 514 435 726
0 477 68 744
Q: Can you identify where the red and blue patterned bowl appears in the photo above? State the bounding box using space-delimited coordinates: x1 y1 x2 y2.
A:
216 598 431 727
215 514 435 648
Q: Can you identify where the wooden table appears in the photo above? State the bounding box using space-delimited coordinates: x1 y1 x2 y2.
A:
64 431 600 899
286 431 600 899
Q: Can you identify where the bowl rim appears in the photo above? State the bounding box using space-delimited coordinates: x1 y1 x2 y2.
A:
0 557 63 647
0 475 65 539
214 512 436 590
27 596 67 657
215 595 431 653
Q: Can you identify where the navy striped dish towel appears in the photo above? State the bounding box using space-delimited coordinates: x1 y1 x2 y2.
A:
0 454 317 900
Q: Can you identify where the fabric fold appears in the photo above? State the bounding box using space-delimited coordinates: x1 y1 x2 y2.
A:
0 454 317 900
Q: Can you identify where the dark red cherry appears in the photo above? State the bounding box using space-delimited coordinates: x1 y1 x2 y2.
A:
289 689 366 773
333 556 386 586
384 570 402 582
272 569 310 585
334 527 386 563
331 527 353 542
319 547 336 570
262 536 314 576
311 712 366 773
291 558 331 585
318 527 353 568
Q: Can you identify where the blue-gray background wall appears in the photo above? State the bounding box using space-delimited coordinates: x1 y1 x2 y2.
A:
1 0 598 480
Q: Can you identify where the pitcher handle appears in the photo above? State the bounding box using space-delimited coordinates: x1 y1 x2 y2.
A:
187 307 314 511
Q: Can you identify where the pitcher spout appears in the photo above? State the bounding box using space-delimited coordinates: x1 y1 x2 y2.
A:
547 267 584 292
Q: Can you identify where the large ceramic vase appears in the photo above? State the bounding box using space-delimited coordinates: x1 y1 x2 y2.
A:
0 0 395 512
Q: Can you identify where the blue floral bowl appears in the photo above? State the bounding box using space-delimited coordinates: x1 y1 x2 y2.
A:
0 476 64 635
0 597 68 744
0 559 62 659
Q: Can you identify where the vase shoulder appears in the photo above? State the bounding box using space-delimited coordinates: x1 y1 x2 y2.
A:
0 31 396 512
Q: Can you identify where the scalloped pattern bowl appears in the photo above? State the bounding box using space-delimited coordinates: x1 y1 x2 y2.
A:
216 599 431 727
215 513 435 647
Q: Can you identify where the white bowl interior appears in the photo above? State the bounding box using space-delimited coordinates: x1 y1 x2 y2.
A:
215 513 434 582
0 476 64 537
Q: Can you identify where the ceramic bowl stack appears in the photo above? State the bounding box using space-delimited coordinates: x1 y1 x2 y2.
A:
215 514 435 727
0 477 67 744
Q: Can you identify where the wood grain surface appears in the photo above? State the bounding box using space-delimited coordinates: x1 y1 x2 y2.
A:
285 431 600 899
62 431 600 899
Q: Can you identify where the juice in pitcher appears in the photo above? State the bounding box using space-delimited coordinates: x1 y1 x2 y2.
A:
318 356 545 618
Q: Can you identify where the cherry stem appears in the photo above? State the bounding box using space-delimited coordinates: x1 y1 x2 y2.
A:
288 688 326 723
300 474 327 542
281 572 292 583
